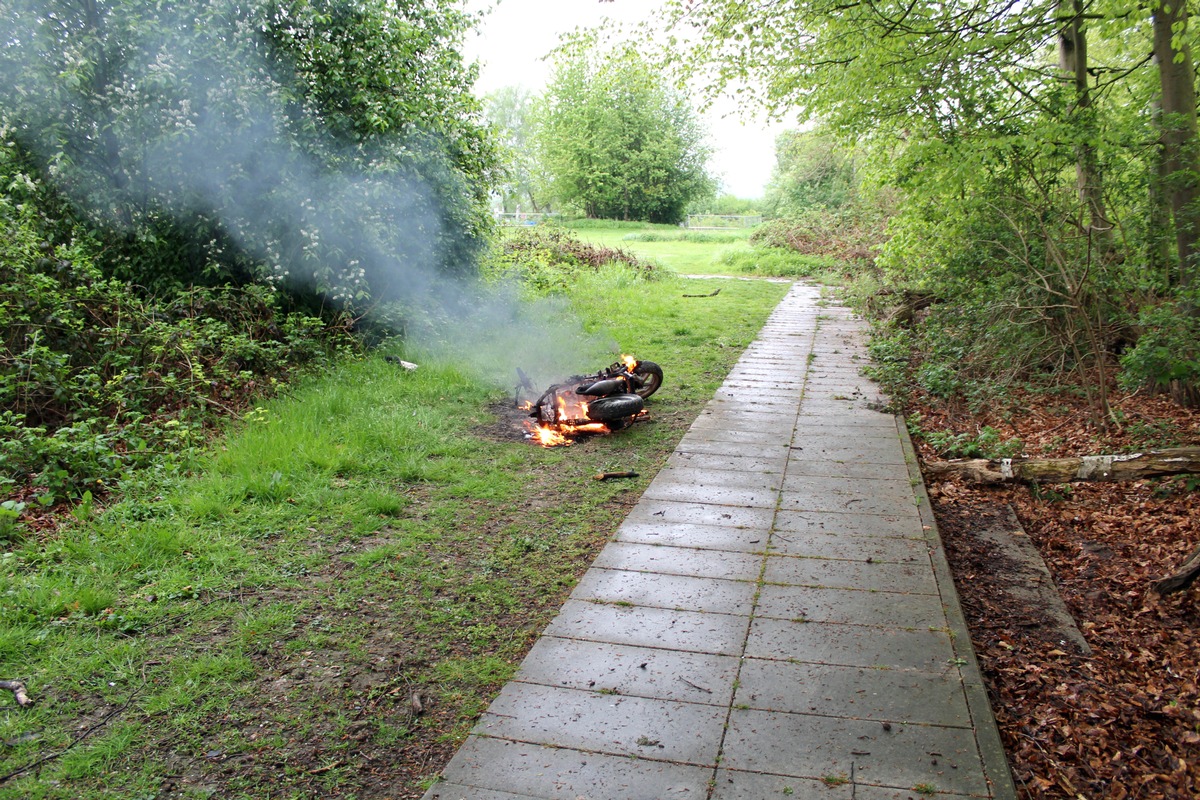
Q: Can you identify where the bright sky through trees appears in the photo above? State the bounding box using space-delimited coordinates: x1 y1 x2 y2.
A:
463 0 790 199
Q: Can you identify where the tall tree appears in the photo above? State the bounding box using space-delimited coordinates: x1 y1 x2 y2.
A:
0 0 497 304
1152 0 1200 289
536 35 713 224
764 128 857 217
484 86 551 213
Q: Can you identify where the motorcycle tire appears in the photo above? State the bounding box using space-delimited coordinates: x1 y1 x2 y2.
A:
585 393 644 423
633 360 664 399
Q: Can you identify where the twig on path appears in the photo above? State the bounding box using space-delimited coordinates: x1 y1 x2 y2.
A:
306 760 346 776
594 471 639 481
677 677 712 694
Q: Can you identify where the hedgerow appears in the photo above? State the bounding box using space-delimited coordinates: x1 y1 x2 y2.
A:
1 180 356 506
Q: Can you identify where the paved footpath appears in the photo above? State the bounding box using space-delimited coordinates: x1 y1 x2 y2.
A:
423 284 1015 800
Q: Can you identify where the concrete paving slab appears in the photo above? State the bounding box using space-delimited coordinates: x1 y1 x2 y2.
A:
745 617 956 671
643 478 781 509
778 489 920 518
593 541 763 580
720 380 806 393
709 395 801 412
710 770 977 800
795 410 899 429
654 465 783 490
423 782 541 800
763 555 940 594
800 398 884 415
624 498 779 529
680 427 795 448
709 771 858 800
774 509 925 538
475 683 727 765
768 530 930 562
570 568 757 615
781 474 913 496
792 434 902 448
672 437 794 458
615 519 772 553
782 455 902 482
433 737 712 799
514 636 740 705
788 437 908 466
690 414 798 435
544 599 751 655
721 709 991 796
667 451 788 474
734 658 972 727
755 584 946 628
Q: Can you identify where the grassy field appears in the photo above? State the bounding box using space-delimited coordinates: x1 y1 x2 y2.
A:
564 220 755 275
0 267 789 799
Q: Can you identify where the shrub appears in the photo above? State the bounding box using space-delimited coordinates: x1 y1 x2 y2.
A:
0 194 356 501
717 248 839 277
485 227 658 295
922 426 1024 459
751 206 888 266
1119 294 1200 401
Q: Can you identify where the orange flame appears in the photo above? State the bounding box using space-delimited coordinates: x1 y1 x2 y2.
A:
622 354 638 371
528 420 610 447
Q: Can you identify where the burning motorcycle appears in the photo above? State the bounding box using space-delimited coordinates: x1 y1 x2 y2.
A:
523 356 663 446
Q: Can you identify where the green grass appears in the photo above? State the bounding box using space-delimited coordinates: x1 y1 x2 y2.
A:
0 266 789 798
716 247 841 278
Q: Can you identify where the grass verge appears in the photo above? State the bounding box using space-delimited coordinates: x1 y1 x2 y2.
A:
0 268 789 799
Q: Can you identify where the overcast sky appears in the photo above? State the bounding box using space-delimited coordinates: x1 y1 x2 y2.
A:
462 0 792 199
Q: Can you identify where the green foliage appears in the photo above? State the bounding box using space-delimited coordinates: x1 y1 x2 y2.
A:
661 0 1200 409
765 128 858 216
484 86 551 213
0 500 26 542
0 172 355 501
751 206 888 266
484 227 658 295
922 426 1024 459
536 34 714 224
717 248 838 277
1119 293 1200 393
689 193 762 216
0 0 496 306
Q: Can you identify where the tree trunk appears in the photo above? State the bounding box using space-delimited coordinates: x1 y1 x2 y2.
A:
923 446 1200 484
1059 0 1111 245
1149 97 1176 284
1152 0 1200 289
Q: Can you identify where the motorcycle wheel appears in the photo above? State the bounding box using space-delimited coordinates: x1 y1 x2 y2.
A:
633 361 663 398
585 393 644 423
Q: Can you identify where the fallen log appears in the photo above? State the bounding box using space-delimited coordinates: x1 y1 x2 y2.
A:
924 446 1200 484
1153 544 1200 596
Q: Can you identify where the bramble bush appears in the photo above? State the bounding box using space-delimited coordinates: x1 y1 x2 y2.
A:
750 206 889 267
1 188 356 503
485 227 659 295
